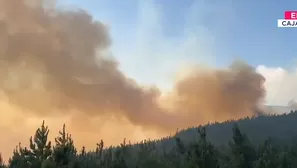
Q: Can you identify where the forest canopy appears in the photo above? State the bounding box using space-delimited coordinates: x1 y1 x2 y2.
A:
1 111 297 168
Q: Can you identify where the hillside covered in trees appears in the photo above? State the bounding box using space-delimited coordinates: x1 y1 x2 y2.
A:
2 111 297 168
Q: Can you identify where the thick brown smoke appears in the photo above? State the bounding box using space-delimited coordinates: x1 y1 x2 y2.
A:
0 0 266 160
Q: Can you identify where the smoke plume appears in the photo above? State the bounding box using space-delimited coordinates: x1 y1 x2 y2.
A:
0 0 266 160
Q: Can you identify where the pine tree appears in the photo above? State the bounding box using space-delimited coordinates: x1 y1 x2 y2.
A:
28 121 52 168
186 127 220 168
102 147 113 168
8 143 31 168
0 154 6 168
164 136 186 167
9 122 52 168
53 124 77 168
229 124 256 168
136 140 164 168
254 138 280 168
95 140 104 160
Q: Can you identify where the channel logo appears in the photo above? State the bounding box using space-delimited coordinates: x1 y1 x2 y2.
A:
278 11 297 27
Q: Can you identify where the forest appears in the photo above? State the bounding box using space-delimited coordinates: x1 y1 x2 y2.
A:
2 110 297 168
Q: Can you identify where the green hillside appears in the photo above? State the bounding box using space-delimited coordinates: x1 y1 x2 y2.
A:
3 110 297 168
175 110 297 146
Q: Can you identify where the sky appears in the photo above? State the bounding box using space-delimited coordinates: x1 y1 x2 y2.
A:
57 0 297 106
0 0 297 160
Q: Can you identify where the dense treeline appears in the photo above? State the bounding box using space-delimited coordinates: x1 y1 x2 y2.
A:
2 111 297 168
175 109 297 147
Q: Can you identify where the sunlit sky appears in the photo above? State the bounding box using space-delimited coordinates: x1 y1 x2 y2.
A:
1 0 297 161
59 0 297 106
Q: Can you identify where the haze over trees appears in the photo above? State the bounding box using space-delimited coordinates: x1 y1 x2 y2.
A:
1 110 297 168
1 1 297 168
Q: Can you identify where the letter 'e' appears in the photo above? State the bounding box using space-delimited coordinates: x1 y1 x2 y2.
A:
291 13 297 19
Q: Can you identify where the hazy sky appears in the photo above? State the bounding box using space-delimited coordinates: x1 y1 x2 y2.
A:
0 0 296 160
57 0 297 106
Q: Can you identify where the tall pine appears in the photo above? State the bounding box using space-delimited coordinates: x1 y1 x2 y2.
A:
29 121 52 168
186 127 220 168
9 121 52 168
229 124 256 168
53 124 77 167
